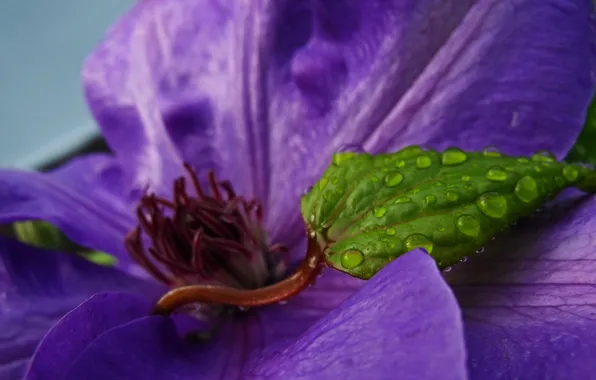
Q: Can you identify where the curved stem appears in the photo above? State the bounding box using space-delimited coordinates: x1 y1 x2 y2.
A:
152 236 324 316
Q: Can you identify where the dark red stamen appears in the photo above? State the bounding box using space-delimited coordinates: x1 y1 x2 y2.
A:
125 164 323 315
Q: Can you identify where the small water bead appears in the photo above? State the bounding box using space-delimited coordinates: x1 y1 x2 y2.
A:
486 166 508 182
516 157 530 164
482 146 501 157
331 176 339 184
460 256 469 263
443 266 453 273
384 172 404 187
278 300 288 305
318 177 329 190
464 184 475 191
441 148 468 166
405 234 434 253
425 195 437 205
514 176 539 203
461 175 471 182
435 181 446 187
476 247 485 254
386 227 397 236
399 145 424 159
332 152 358 166
456 215 481 237
533 166 543 173
395 196 412 204
416 155 432 168
373 206 387 218
476 193 508 219
446 191 459 202
396 160 406 168
302 186 313 196
531 150 556 164
371 176 379 183
340 249 365 269
562 165 580 182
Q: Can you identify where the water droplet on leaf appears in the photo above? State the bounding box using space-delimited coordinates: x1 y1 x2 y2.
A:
396 160 406 168
340 249 365 269
482 146 501 157
373 206 387 218
562 165 580 182
395 196 412 204
424 195 437 205
476 193 508 218
405 234 434 253
446 190 459 202
456 215 481 237
416 155 432 168
486 166 508 182
514 176 539 203
386 227 397 235
384 172 404 187
531 150 556 164
441 148 468 166
461 175 471 182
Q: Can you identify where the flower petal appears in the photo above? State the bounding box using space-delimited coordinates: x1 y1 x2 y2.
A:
0 237 161 380
25 292 152 380
267 0 595 245
252 249 467 380
0 154 142 273
447 193 596 379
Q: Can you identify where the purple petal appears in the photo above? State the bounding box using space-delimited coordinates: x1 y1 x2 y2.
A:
0 237 161 380
447 193 596 379
252 249 466 380
26 292 152 380
0 154 142 273
266 0 595 245
82 1 593 249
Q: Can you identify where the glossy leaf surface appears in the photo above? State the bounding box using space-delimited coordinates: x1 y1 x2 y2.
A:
301 146 596 279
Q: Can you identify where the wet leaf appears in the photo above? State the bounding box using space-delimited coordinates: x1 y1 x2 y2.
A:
301 146 596 279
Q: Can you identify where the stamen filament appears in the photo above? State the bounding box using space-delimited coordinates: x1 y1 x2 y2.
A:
152 236 324 316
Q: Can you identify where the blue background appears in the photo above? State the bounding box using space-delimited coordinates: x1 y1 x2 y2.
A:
0 0 133 168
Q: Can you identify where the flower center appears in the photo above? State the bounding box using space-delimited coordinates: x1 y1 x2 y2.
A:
125 164 324 316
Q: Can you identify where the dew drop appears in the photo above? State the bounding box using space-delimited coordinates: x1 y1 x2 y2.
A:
435 181 446 187
396 160 406 168
384 172 404 187
443 266 453 272
302 186 313 196
332 152 358 166
531 150 556 164
514 176 539 203
395 196 412 204
476 193 508 219
331 176 339 184
424 195 437 205
416 155 432 169
516 157 530 164
371 176 379 183
486 166 508 182
476 247 485 254
446 190 459 202
405 234 434 253
318 177 329 191
441 148 468 166
461 175 471 182
278 300 288 305
460 256 469 263
456 215 481 237
482 146 501 157
373 206 387 218
562 165 580 182
399 145 424 159
340 249 365 269
464 184 475 191
386 227 397 236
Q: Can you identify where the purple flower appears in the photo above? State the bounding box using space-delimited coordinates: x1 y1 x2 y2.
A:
0 0 595 379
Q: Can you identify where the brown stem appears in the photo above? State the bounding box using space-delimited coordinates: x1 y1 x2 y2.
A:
152 236 324 316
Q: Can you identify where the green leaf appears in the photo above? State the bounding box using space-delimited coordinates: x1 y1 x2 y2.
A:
301 146 596 279
566 91 596 166
13 220 71 250
13 220 117 267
